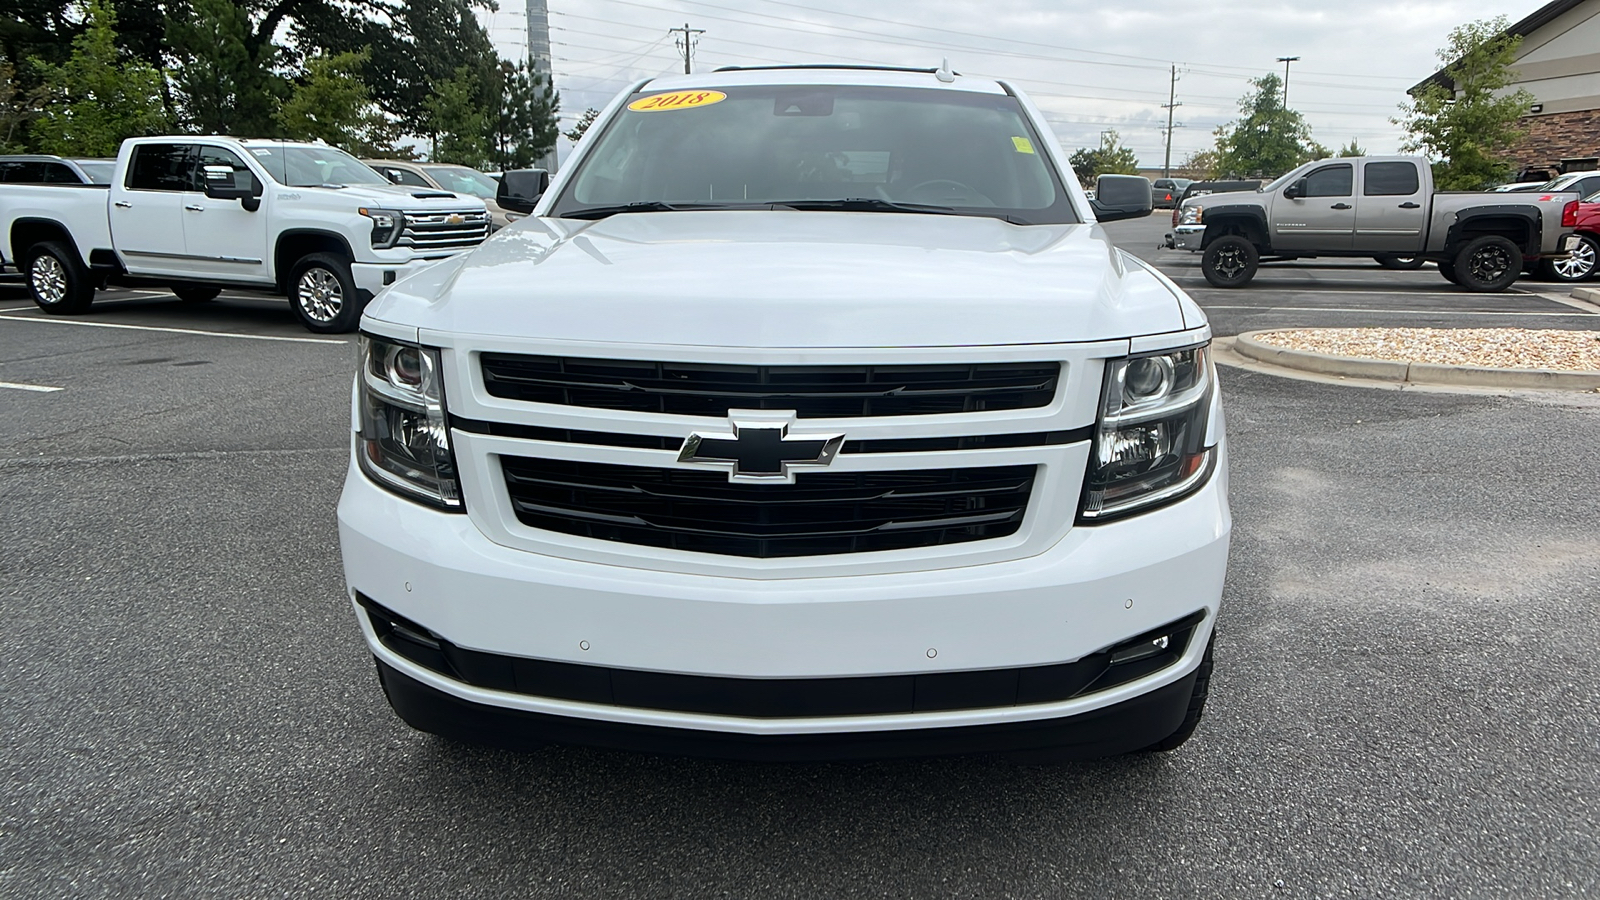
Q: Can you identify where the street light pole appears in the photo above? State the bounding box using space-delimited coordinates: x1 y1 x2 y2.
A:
1276 56 1300 106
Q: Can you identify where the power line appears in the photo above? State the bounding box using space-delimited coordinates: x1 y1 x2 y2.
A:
668 22 705 74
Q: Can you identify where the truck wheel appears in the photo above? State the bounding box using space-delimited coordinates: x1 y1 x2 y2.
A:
1540 234 1598 283
289 253 362 333
172 286 221 303
1453 235 1522 292
26 241 96 315
1374 256 1426 270
1201 235 1258 288
1139 635 1214 753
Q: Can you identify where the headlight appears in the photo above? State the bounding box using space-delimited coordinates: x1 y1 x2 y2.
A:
1179 205 1203 225
356 334 462 510
360 207 405 249
1079 344 1215 521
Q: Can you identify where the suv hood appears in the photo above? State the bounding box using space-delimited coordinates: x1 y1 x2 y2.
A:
368 211 1192 347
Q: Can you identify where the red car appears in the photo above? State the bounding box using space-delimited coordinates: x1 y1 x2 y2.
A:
1550 192 1600 283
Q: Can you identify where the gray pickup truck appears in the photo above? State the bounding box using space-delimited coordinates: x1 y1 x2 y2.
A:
1170 155 1583 291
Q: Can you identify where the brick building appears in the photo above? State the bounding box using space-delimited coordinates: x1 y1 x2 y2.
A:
1413 0 1600 180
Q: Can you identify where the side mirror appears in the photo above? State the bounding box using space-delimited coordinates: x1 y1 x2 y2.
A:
385 170 405 184
1089 174 1153 222
202 164 262 211
1284 178 1307 200
498 168 550 215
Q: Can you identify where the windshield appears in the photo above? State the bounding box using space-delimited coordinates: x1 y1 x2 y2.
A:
74 160 114 184
550 84 1077 224
422 165 499 199
249 145 389 187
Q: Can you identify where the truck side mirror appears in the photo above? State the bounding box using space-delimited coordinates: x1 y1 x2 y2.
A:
498 168 550 215
1089 174 1153 223
1284 178 1307 200
202 164 263 211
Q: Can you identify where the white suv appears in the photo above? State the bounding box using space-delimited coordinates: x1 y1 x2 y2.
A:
338 65 1231 760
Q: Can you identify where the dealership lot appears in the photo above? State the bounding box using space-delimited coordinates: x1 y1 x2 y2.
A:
3 220 1598 897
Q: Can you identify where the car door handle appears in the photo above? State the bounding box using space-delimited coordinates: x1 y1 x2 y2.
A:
114 201 132 208
184 204 205 212
1330 203 1353 210
1398 202 1421 209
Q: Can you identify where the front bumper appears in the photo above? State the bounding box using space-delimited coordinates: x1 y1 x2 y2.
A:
350 257 457 298
1173 225 1205 251
338 444 1231 751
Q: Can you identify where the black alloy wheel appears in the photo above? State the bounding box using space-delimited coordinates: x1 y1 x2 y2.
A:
1453 235 1522 292
1201 235 1259 288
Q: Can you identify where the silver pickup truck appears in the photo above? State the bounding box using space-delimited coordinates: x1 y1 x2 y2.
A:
1170 155 1582 291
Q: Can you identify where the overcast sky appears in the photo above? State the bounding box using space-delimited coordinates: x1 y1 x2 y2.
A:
478 0 1544 168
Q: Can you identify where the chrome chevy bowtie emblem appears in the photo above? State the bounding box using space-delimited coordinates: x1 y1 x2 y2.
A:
677 411 843 483
446 213 465 225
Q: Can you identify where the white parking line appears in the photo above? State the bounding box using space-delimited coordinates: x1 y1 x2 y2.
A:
1202 305 1599 317
0 380 63 392
0 311 347 344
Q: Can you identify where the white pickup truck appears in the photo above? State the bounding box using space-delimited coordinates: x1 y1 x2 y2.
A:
0 137 491 332
340 65 1231 761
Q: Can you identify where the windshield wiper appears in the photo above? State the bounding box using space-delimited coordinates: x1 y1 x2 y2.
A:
559 201 704 220
775 198 959 215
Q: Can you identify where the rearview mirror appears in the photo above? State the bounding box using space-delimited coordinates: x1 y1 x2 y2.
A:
202 164 263 211
1089 174 1153 223
497 168 550 215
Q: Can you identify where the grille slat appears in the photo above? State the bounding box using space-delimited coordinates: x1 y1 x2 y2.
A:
501 458 1035 558
399 210 491 251
481 355 1060 418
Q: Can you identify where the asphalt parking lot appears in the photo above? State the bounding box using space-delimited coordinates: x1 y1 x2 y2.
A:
3 218 1598 898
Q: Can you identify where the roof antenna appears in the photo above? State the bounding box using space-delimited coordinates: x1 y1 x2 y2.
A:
935 58 955 83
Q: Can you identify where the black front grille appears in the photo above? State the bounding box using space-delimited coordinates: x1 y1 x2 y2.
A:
479 355 1060 418
500 458 1035 558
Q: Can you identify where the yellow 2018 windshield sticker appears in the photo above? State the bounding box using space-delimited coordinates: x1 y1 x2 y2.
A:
628 90 728 112
1012 136 1036 154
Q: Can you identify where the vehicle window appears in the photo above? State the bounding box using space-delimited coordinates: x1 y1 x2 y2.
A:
1302 164 1352 198
0 161 46 182
1363 162 1419 196
74 160 114 184
189 146 253 191
552 84 1077 225
250 145 388 187
1574 176 1600 198
127 144 197 191
381 166 433 188
421 165 499 199
41 163 82 183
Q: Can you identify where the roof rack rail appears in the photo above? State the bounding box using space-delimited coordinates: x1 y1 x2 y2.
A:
712 64 960 75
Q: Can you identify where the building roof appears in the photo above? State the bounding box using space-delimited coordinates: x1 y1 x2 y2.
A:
1409 0 1588 94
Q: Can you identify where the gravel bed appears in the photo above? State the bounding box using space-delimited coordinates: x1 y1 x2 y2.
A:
1252 328 1600 372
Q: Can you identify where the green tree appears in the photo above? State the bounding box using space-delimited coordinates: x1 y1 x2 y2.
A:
0 59 47 151
1214 74 1323 178
31 0 167 155
1396 17 1533 191
166 0 286 135
1179 147 1219 180
277 48 398 153
1067 129 1140 186
1336 139 1366 157
424 64 490 167
488 58 559 169
563 106 600 143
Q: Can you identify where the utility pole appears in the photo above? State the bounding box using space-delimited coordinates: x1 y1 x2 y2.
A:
1161 64 1183 178
670 23 705 75
1276 56 1300 107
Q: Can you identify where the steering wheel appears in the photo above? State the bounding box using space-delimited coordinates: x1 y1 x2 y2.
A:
905 179 992 206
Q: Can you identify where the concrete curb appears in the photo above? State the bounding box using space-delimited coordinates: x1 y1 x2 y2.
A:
1574 286 1600 304
1233 330 1600 391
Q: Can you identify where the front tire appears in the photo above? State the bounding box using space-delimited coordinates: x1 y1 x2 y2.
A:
26 241 95 315
1540 234 1598 283
289 253 362 333
1375 256 1426 270
1202 235 1259 288
1453 235 1522 292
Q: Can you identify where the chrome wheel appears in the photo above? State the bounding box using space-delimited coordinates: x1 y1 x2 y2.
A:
1467 244 1512 283
296 267 343 323
1553 239 1596 280
31 254 66 306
